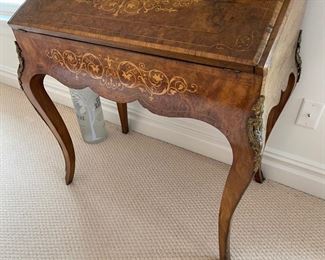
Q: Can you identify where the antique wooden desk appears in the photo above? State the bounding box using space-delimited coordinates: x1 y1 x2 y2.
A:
9 0 306 259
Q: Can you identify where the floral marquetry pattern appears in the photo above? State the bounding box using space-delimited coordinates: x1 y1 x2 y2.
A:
47 49 199 100
75 0 201 16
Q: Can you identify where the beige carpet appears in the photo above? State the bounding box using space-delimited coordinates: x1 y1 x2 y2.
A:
0 84 324 260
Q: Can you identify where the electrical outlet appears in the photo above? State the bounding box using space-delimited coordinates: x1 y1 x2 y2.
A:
296 99 325 129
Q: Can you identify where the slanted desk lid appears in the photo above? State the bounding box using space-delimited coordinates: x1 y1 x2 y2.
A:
9 0 285 72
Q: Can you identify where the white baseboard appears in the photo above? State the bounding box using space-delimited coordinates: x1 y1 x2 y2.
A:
1 65 324 199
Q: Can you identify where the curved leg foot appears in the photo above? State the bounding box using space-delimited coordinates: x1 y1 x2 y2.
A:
22 74 75 185
117 102 129 134
254 168 265 183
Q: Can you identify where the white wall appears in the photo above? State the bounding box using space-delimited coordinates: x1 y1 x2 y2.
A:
0 0 324 199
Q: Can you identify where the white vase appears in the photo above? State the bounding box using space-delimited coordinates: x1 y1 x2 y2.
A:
70 87 107 144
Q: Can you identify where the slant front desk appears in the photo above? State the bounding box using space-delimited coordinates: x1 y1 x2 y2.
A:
9 0 306 259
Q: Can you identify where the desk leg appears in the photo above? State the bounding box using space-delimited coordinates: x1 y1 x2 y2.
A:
117 103 129 134
21 74 75 185
218 95 263 260
219 131 255 260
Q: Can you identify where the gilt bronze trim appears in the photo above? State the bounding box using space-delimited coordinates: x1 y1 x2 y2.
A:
295 30 302 82
15 41 24 89
247 96 265 173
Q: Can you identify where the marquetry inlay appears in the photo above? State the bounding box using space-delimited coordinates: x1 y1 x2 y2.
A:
47 49 199 100
75 0 201 16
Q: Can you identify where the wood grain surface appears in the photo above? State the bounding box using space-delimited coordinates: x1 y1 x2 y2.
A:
9 0 286 71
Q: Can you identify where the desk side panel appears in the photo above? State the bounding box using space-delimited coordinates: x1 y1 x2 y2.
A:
258 0 306 135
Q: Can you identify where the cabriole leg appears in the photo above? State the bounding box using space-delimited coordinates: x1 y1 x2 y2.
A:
219 96 264 259
218 133 256 259
22 74 75 185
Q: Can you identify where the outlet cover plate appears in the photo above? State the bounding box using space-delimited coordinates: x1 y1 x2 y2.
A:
296 99 325 129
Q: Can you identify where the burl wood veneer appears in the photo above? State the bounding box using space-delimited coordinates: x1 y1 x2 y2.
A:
9 0 306 259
